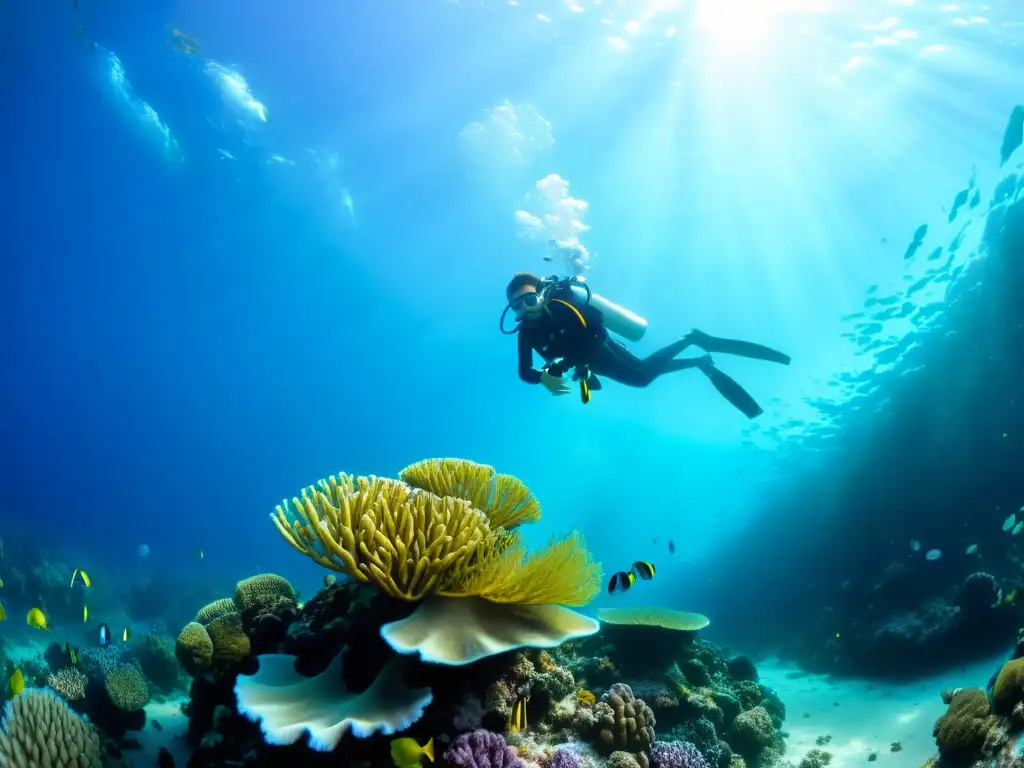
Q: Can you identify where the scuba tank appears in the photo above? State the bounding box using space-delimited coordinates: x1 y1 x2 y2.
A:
567 283 647 342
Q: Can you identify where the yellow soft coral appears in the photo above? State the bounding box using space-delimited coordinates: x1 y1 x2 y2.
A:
577 689 597 706
398 458 541 530
272 463 599 606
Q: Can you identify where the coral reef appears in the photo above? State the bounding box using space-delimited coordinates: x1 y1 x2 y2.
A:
444 729 525 768
0 688 104 768
651 740 711 768
932 687 1004 763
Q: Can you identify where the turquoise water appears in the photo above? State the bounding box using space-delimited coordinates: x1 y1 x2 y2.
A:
2 0 1022 641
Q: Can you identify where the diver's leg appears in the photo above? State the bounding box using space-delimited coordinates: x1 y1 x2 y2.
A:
588 340 659 387
688 329 791 365
642 335 699 366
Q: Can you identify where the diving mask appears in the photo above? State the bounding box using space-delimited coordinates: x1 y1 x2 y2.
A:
510 291 543 318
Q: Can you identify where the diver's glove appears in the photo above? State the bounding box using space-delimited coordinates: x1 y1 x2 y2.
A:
540 370 571 396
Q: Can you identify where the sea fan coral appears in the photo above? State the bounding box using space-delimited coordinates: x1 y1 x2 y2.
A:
0 689 103 768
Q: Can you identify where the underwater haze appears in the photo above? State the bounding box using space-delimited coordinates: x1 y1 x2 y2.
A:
4 0 1024 763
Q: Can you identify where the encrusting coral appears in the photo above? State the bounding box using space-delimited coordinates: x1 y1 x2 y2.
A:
270 458 602 665
0 688 104 768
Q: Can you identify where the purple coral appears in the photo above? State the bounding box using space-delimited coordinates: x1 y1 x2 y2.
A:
548 747 585 768
650 741 711 768
444 730 525 768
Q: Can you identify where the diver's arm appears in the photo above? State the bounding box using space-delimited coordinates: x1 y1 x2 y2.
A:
517 332 543 384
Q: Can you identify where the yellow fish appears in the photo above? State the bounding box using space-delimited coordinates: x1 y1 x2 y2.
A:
1008 589 1018 605
83 604 89 623
122 626 132 642
65 643 78 665
390 737 434 768
8 669 24 697
507 696 528 733
70 569 92 588
26 607 49 631
0 602 6 621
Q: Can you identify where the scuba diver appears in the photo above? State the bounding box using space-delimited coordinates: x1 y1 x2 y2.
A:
500 272 791 419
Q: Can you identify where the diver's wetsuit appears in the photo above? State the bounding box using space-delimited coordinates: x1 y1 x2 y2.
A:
517 284 702 387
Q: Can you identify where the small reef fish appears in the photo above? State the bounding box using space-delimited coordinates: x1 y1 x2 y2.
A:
507 695 527 733
8 669 24 697
925 549 942 561
668 540 675 554
70 569 92 588
1007 589 1018 605
966 544 979 555
631 561 656 580
199 550 204 560
1014 523 1023 536
99 622 111 647
65 643 78 665
83 604 89 623
27 607 49 631
0 601 6 621
1004 514 1017 532
608 570 636 595
122 626 132 642
910 540 921 552
390 736 434 768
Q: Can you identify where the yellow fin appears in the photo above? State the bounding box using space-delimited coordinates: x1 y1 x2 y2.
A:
80 570 92 587
423 737 434 763
26 607 48 631
9 669 24 696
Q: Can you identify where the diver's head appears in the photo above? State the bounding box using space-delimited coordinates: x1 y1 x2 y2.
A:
506 272 545 320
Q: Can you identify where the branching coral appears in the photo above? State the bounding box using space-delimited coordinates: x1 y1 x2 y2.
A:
47 667 88 703
0 689 103 768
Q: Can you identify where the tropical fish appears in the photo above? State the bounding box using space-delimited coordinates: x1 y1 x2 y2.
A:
65 643 78 666
0 600 6 622
83 604 89 623
925 549 942 561
99 622 111 647
966 544 979 555
608 570 636 595
390 736 434 768
1014 523 1023 536
26 607 49 631
631 561 656 580
668 540 675 554
122 626 132 642
507 695 527 733
1005 514 1017 532
1007 589 1018 605
9 669 24 697
70 569 92 588
199 550 204 560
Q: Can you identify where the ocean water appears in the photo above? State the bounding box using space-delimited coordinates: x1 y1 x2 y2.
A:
2 0 1024 765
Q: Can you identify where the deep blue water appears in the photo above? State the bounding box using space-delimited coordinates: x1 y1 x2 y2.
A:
2 0 1023 646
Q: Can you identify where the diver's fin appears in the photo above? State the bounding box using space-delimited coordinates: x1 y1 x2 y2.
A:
690 330 791 365
587 374 603 390
701 366 764 419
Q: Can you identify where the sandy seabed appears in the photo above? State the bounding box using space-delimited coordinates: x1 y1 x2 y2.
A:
760 654 1009 767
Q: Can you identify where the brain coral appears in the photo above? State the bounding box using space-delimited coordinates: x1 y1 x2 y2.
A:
105 663 151 711
233 574 296 612
194 598 236 625
0 688 103 768
594 683 656 754
994 658 1024 714
176 621 214 676
933 687 1003 761
726 706 774 759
